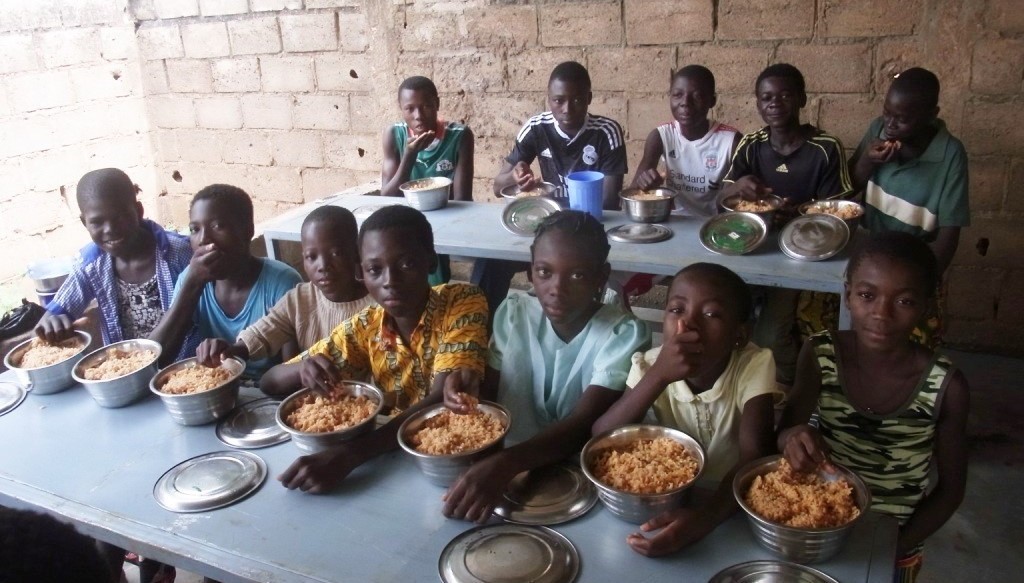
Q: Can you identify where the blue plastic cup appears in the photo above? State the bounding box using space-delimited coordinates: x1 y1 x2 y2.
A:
566 171 605 221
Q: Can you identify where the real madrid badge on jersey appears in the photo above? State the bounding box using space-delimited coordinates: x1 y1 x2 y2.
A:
582 144 598 165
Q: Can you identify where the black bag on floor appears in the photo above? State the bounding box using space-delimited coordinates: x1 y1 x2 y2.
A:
0 299 46 341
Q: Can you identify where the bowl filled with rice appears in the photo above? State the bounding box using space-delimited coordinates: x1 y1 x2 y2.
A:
72 339 162 408
799 199 864 231
719 193 785 227
276 381 385 453
3 331 92 395
619 187 678 223
399 177 452 212
397 400 511 487
150 356 245 425
580 424 705 524
733 455 871 564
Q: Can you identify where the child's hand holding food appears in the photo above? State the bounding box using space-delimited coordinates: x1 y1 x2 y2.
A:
443 368 481 415
780 423 834 473
298 354 343 395
732 175 773 201
405 130 436 155
866 138 901 164
512 161 539 189
633 169 664 191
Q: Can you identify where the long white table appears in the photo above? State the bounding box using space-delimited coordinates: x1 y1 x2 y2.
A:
0 373 896 582
261 194 853 327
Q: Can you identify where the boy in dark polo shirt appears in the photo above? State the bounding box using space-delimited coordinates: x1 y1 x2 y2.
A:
479 62 628 319
721 63 852 386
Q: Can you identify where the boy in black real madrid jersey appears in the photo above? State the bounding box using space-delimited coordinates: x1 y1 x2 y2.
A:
481 62 628 320
493 61 627 210
720 63 852 387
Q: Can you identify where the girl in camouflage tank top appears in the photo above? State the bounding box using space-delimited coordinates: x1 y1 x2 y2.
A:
778 232 969 583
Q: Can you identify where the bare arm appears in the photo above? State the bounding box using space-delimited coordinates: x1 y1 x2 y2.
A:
380 126 437 197
602 174 624 211
630 129 665 190
777 339 832 471
149 270 206 367
451 128 474 201
443 384 622 522
493 159 537 196
930 226 960 278
896 369 969 556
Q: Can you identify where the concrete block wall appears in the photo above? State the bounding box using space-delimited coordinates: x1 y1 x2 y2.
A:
0 0 157 291
1 0 1022 355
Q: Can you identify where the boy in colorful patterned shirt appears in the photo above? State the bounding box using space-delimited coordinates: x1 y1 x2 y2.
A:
262 205 489 494
35 168 192 355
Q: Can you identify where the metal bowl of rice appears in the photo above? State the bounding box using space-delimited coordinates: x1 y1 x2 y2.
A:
799 199 864 231
276 381 385 454
71 339 162 408
150 356 245 425
733 454 871 564
619 187 678 223
3 330 92 395
399 177 451 211
499 181 560 204
719 192 785 228
580 424 706 524
397 401 511 487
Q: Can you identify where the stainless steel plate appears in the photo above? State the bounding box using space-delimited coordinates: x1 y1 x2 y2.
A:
439 524 579 583
607 223 673 244
494 464 598 525
153 450 267 513
0 381 27 417
708 560 840 583
779 214 850 262
501 197 563 237
216 397 290 449
700 212 768 255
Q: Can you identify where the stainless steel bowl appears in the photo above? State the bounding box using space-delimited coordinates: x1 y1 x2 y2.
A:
499 182 560 204
26 257 75 292
72 339 162 408
400 177 452 211
580 424 706 524
719 193 785 228
799 199 864 231
619 188 678 223
397 401 511 487
733 455 872 564
150 357 245 425
276 382 385 454
3 331 92 395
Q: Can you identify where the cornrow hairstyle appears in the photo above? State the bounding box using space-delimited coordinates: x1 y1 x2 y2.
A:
398 76 439 102
846 231 939 297
190 184 254 230
530 210 610 267
549 61 592 92
675 262 754 323
672 64 716 94
755 63 806 98
890 67 941 110
358 204 434 254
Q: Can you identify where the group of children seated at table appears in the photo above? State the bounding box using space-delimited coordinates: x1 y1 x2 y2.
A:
32 59 969 583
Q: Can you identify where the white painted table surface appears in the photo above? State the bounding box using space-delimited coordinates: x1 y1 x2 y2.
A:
261 194 853 326
0 371 896 583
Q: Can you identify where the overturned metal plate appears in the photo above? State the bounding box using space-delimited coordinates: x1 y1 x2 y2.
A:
607 223 673 244
501 197 563 237
0 381 27 417
779 214 850 262
439 524 579 583
216 397 290 449
154 450 267 513
700 212 768 255
494 464 597 525
708 560 840 583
